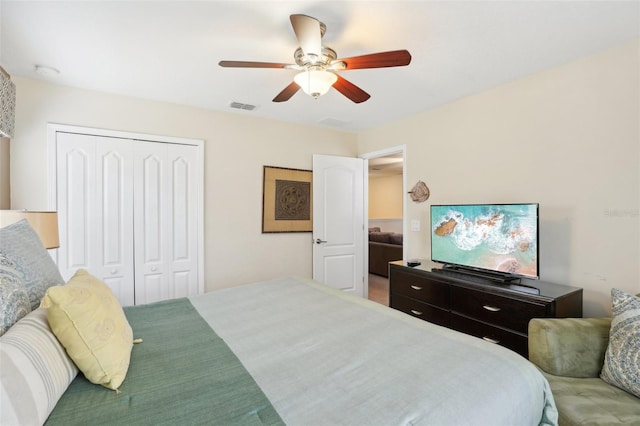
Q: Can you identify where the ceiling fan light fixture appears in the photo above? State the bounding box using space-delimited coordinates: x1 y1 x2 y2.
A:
294 69 337 99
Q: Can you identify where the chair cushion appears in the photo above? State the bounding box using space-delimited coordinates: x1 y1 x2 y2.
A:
528 317 611 378
601 288 640 398
542 372 640 426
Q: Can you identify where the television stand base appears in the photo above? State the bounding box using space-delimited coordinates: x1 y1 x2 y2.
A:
434 265 540 295
440 264 520 282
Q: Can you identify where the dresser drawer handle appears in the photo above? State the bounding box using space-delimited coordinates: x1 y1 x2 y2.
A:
482 305 501 312
410 309 423 316
410 285 423 291
482 336 500 344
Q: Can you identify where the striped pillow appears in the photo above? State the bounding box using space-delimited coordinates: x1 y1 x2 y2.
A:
0 308 78 425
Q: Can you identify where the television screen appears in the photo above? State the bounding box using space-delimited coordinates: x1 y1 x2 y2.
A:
430 203 539 280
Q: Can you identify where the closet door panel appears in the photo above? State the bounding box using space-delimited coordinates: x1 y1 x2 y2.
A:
134 142 171 304
57 136 93 276
133 142 199 304
172 271 192 299
168 144 200 297
95 140 134 306
139 273 166 304
139 153 164 263
56 132 135 306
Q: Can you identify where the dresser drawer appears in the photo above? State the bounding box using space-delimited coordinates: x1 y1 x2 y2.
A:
450 313 528 356
389 269 450 308
451 286 547 334
391 294 450 327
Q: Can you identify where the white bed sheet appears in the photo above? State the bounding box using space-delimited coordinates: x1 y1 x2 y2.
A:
190 277 557 426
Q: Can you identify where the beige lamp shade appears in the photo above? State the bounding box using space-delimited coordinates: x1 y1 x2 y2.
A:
0 210 60 249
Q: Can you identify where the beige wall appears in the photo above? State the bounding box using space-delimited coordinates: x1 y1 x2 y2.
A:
0 137 9 208
358 40 640 317
10 77 357 291
369 174 403 219
10 39 639 316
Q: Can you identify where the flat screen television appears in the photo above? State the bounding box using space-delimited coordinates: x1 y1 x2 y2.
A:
430 203 539 281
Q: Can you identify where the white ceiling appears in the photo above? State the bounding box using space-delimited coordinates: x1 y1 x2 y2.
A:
1 1 638 132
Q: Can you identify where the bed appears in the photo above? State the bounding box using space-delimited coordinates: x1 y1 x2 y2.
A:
7 277 556 426
1 221 557 426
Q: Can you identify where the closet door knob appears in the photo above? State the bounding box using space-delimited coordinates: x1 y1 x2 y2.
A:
110 269 118 275
151 266 158 272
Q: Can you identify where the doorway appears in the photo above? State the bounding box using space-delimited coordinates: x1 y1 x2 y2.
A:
361 147 406 305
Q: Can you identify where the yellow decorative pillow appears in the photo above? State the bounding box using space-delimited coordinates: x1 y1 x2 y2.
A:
41 269 133 390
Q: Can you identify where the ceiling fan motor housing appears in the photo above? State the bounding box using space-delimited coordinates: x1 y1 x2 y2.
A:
294 46 337 69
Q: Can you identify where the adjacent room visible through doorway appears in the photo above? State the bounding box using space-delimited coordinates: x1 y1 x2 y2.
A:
368 273 389 305
366 152 404 306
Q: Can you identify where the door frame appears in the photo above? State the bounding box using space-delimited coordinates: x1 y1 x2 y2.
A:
45 123 205 295
360 145 407 296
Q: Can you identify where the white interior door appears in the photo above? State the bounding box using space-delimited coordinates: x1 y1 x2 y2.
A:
312 154 365 296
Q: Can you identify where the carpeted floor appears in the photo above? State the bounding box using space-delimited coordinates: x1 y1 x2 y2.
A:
367 273 389 306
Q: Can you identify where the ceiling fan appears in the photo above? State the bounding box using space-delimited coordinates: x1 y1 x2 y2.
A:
218 14 412 103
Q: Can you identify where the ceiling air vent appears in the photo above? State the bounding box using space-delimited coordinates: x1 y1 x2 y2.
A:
318 117 348 127
229 101 257 111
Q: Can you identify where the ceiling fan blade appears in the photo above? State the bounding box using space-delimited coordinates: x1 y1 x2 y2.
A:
333 75 370 103
219 60 290 69
290 14 322 58
338 50 412 70
272 81 301 102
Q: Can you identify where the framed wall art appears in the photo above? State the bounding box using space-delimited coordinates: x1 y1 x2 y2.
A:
262 166 312 233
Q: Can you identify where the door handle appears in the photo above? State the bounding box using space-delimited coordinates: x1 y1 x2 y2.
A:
315 239 327 244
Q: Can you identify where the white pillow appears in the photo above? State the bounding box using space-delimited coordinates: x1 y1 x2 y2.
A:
0 308 78 425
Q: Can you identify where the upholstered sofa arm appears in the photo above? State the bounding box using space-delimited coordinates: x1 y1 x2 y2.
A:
528 317 611 378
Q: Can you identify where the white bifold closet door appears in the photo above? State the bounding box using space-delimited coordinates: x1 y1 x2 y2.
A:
56 132 200 306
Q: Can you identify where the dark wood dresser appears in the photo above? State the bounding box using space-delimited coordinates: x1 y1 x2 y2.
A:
388 260 583 357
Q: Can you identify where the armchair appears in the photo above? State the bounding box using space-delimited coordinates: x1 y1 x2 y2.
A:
529 317 640 425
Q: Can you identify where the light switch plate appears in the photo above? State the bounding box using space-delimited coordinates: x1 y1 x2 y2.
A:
411 220 420 232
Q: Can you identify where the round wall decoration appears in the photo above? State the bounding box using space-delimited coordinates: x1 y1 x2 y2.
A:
408 181 430 202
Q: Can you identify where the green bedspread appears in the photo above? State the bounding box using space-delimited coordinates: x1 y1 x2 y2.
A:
45 298 284 426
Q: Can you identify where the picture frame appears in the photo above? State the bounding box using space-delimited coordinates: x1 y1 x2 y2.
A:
262 166 313 233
